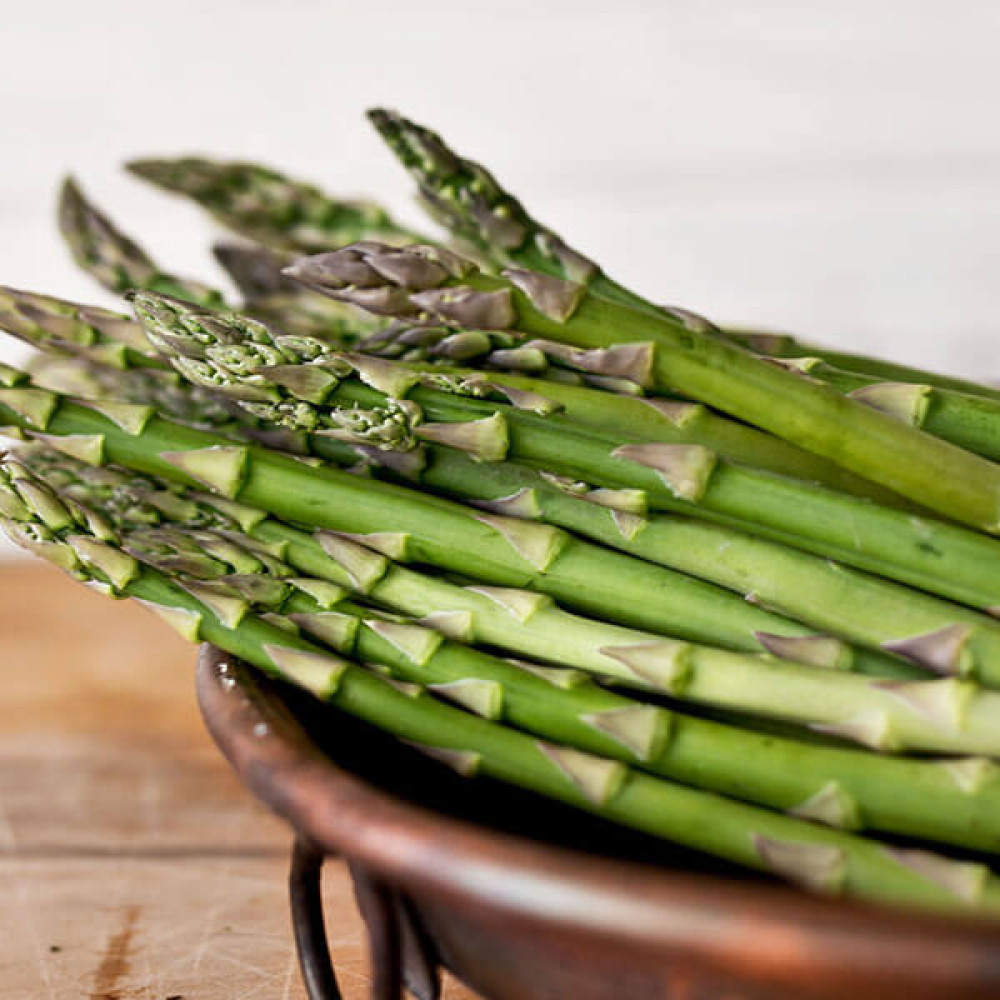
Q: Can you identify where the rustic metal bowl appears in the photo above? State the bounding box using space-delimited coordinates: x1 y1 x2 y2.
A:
196 644 1000 1000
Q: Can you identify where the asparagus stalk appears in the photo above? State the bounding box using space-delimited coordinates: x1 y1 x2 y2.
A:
369 108 1000 406
130 289 1000 619
5 330 928 686
125 156 422 253
4 466 998 914
22 349 318 459
5 281 900 504
14 448 1000 852
0 283 938 592
781 356 1000 462
45 181 950 520
342 603 1000 854
10 292 1000 680
72 170 1000 471
726 328 1000 406
130 532 1000 758
0 287 327 454
0 364 883 662
58 179 384 351
285 242 1000 534
338 349 916 508
26 354 240 432
24 396 933 685
40 443 1000 756
408 448 1000 683
0 284 164 368
12 292 997 680
126 131 1000 407
59 181 896 510
213 227 1000 463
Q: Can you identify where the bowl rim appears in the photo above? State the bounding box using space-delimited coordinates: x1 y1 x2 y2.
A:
197 644 1000 993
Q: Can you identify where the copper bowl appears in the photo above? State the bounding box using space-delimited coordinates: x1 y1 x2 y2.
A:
196 644 1000 1000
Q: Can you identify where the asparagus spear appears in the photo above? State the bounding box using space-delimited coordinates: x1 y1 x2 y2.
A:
211 252 916 505
335 350 917 509
130 289 1000 619
125 156 422 253
1 313 926 685
9 292 1000 676
726 328 1000 406
126 132 1000 407
409 448 1000 683
3 363 894 671
58 179 896 508
26 354 239 432
23 381 939 683
0 282 932 563
20 463 995 852
5 281 900 504
38 443 1000 755
369 108 1000 405
0 284 163 368
11 291 999 678
0 287 336 455
213 233 1000 466
71 171 1000 471
334 599 1000 853
58 179 384 350
4 463 997 913
285 242 1000 535
780 356 1000 462
212 242 385 343
54 178 956 515
58 178 225 307
22 348 320 460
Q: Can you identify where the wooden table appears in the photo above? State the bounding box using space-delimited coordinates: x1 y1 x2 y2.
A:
0 563 479 999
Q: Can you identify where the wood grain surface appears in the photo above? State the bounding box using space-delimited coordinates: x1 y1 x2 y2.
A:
0 563 479 999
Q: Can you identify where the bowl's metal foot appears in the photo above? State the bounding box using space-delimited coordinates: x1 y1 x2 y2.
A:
393 893 441 1000
350 861 403 1000
289 837 441 1000
290 837 344 1000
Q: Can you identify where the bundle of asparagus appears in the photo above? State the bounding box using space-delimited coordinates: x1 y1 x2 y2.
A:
3 110 1000 915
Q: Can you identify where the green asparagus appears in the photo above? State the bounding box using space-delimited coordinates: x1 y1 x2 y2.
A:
123 127 1000 408
26 351 977 681
11 289 1000 681
7 451 1000 897
130 289 1000 621
1 363 893 672
726 328 1000 405
38 461 1000 849
212 242 385 343
27 444 998 755
286 241 1000 534
2 114 999 917
370 108 1000 405
5 279 903 504
125 156 421 252
59 178 224 307
59 182 906 514
778 356 1000 462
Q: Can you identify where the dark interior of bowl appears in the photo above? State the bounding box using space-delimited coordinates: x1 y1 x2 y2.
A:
274 673 762 885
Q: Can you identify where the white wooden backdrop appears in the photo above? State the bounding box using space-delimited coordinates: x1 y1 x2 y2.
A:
2 0 999 556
